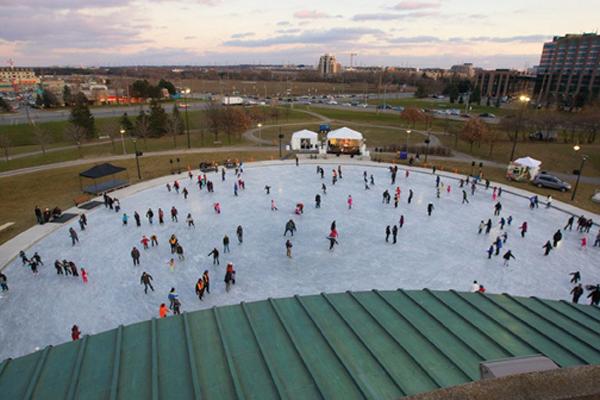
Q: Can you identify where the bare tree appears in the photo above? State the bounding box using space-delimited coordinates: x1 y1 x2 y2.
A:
135 115 151 149
487 126 501 156
100 120 121 153
461 118 488 152
64 125 86 158
400 107 425 129
166 115 179 148
580 106 600 143
205 101 223 142
0 134 11 161
33 126 52 156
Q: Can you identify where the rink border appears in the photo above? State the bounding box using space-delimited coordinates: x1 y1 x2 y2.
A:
1 158 598 272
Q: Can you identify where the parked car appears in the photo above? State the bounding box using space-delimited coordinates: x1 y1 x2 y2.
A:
479 113 496 118
392 106 404 112
528 131 557 142
376 104 392 110
532 173 571 192
199 162 218 172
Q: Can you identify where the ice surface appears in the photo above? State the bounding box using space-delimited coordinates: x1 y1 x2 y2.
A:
0 163 598 360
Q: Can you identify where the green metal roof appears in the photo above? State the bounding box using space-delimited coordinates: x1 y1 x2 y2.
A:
1 289 600 400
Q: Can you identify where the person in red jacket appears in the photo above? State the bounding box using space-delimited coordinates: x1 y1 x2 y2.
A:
327 228 339 250
141 235 150 250
159 303 169 318
81 268 88 284
71 325 81 341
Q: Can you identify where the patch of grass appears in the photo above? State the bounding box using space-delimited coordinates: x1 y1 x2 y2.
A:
367 97 507 115
0 150 279 246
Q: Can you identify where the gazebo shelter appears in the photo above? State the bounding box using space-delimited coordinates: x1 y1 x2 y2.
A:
79 163 129 195
327 127 364 155
291 129 320 152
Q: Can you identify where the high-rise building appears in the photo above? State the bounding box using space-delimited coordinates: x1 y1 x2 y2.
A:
318 54 341 77
534 33 600 105
450 63 476 78
475 69 535 99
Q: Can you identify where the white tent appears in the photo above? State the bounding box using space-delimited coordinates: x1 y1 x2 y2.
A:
290 129 319 151
513 157 542 168
327 127 364 140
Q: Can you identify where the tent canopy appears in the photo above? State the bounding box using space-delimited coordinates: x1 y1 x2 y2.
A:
79 163 127 179
291 129 318 140
513 157 541 168
327 127 363 140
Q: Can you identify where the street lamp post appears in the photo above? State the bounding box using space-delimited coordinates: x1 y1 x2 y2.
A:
132 138 142 180
120 128 127 155
571 145 588 201
257 123 263 141
509 95 530 162
424 134 431 163
405 129 411 152
278 133 284 159
184 88 191 149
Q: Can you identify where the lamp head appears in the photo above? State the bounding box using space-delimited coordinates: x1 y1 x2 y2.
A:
573 145 581 152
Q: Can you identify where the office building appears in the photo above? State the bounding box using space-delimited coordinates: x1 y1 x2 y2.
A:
318 54 341 77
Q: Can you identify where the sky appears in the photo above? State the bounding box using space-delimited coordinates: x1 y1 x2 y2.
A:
0 0 597 69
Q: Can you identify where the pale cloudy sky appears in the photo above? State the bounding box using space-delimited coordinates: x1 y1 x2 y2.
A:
0 0 597 68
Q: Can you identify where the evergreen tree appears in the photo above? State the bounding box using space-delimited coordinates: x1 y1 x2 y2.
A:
69 93 95 139
470 86 482 105
158 79 177 96
148 100 167 137
35 94 44 107
120 112 134 133
63 85 73 105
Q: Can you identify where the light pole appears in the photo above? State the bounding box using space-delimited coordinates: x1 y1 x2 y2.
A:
132 138 142 180
424 134 431 163
120 128 126 155
257 123 263 141
509 94 530 162
278 133 284 158
571 145 588 201
184 88 191 149
405 129 411 152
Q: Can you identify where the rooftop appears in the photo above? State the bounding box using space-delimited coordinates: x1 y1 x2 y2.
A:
1 289 599 399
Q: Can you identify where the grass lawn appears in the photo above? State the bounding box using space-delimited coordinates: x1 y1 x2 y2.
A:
367 97 509 116
371 155 600 215
0 150 279 246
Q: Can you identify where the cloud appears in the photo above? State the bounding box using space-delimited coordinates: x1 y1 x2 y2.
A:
276 21 291 26
392 1 440 10
276 28 301 34
293 10 331 19
224 27 383 47
386 35 550 45
230 32 255 39
470 35 550 43
388 35 442 44
184 35 197 40
352 11 438 21
0 0 124 8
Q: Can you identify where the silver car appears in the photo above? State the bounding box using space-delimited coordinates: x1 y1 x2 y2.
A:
532 174 571 192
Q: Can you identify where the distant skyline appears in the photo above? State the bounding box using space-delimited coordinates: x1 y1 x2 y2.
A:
0 0 598 68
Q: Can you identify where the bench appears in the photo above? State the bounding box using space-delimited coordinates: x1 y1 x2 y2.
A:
0 222 14 233
73 194 92 206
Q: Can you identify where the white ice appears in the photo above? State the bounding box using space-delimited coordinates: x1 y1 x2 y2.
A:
0 163 598 360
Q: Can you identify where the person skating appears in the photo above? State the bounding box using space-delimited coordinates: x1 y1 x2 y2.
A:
69 261 79 277
399 215 404 228
427 203 434 216
63 259 72 275
543 240 553 256
593 230 600 247
169 235 178 253
131 246 141 266
264 185 271 195
122 213 129 226
321 183 327 195
553 230 563 247
392 225 398 244
502 250 515 267
0 273 8 291
286 239 293 258
159 303 169 318
71 325 81 341
222 168 226 181
564 216 574 230
54 259 63 275
499 218 506 230
570 271 581 284
385 225 391 242
171 206 178 222
581 236 587 249
237 225 243 244
224 263 236 292
471 182 476 196
202 270 210 294
546 195 552 208
141 235 150 250
183 188 188 200
520 221 528 238
471 281 479 292
208 248 220 265
186 213 195 227
213 203 221 214
81 268 88 284
32 252 43 266
69 227 79 246
195 278 205 300
166 258 176 272
223 235 230 253
327 227 339 250
501 232 508 243
485 219 492 234
140 272 154 294
19 250 28 265
408 189 414 204
347 195 353 210
478 220 485 234
134 211 141 227
435 175 440 188
478 285 486 293
151 234 158 247
176 244 185 260
382 190 389 204
494 237 503 256
79 215 86 231
146 208 154 224
29 259 39 274
168 288 178 310
284 219 297 237
587 285 600 306
462 190 469 204
158 208 164 224
493 202 502 216
571 284 584 304
315 194 321 208
271 199 278 211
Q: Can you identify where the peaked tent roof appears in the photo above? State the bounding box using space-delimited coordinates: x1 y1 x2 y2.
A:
1 290 599 399
327 127 363 140
513 157 542 168
291 129 319 138
79 163 127 179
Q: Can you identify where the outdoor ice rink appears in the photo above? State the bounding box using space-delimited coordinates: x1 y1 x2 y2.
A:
0 162 598 360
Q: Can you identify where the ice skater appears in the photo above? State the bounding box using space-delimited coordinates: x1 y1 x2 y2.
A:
347 195 353 210
224 263 236 292
570 271 581 284
322 183 327 194
271 199 278 211
493 202 502 216
408 189 414 204
462 190 469 204
131 247 141 265
195 278 205 300
186 213 195 227
487 245 494 259
0 273 7 291
141 235 150 249
485 219 492 234
519 221 528 238
223 235 230 253
385 225 391 242
553 230 562 247
208 248 220 265
587 285 600 306
315 194 321 208
237 225 243 244
427 203 434 216
502 250 515 267
81 268 88 284
284 219 297 236
564 216 574 230
140 272 154 294
327 227 339 250
214 203 221 214
264 185 271 194
399 215 404 228
203 270 210 294
146 208 154 224
134 211 141 227
392 225 398 244
286 239 293 258
69 228 79 245
571 284 584 304
543 240 553 256
168 288 178 309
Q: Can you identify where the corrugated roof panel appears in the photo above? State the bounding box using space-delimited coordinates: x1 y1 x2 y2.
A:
1 290 599 400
